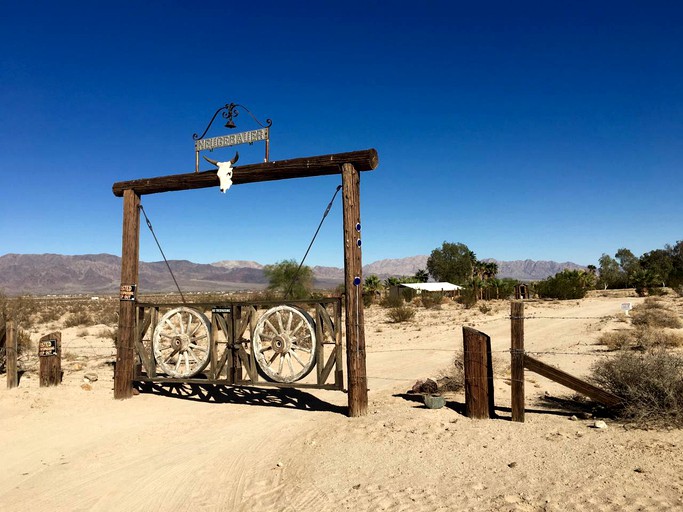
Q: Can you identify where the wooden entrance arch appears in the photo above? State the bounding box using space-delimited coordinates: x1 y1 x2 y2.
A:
111 149 378 417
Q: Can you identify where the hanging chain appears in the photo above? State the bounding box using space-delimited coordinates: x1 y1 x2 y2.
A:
139 205 187 304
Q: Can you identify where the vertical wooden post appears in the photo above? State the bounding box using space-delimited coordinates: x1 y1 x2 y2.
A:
511 300 525 422
114 189 140 399
342 163 368 417
334 297 344 389
39 332 62 386
6 320 18 389
463 327 495 419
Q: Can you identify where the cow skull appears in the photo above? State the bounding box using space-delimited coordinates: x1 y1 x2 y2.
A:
203 152 239 193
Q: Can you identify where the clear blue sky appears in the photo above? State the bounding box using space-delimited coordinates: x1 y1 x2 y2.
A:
1 1 681 268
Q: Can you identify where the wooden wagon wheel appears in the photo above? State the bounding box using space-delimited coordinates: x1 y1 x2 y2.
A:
153 307 211 378
252 305 317 383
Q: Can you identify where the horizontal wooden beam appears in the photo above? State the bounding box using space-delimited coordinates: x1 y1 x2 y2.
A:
523 355 623 407
112 148 378 197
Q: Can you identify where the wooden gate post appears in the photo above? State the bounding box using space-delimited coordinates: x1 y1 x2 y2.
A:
511 301 525 422
6 320 18 389
342 163 368 417
114 189 141 399
463 327 495 419
39 332 62 386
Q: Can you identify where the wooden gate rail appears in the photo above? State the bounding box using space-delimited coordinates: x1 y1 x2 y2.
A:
133 297 344 391
510 300 623 422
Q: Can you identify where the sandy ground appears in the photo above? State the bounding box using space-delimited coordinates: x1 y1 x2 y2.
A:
2 295 683 511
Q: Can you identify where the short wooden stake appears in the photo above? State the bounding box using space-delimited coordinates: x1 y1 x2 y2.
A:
39 332 62 387
463 327 495 419
511 301 525 422
6 320 18 389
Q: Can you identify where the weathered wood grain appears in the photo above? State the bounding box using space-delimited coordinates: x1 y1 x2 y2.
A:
112 149 378 197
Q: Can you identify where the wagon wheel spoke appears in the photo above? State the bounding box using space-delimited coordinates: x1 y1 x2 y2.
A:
286 311 293 333
290 321 305 337
265 319 278 334
252 306 317 383
153 307 211 378
163 347 181 364
290 350 305 367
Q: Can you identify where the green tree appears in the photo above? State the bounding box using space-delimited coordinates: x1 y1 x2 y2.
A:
615 248 640 286
414 268 429 283
363 274 382 294
667 241 683 288
426 242 476 285
639 249 673 287
263 259 313 299
536 270 594 300
598 254 625 289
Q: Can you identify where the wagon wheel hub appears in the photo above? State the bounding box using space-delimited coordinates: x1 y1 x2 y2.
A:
172 334 191 351
272 335 291 355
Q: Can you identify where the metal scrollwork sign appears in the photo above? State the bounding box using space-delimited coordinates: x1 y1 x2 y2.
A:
193 103 272 172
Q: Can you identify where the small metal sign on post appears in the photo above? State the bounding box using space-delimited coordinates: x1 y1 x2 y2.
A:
193 102 272 172
39 338 58 357
120 284 137 301
621 302 633 315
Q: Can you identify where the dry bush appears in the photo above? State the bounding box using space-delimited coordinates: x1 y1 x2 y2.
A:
437 355 465 392
64 310 93 328
478 303 492 314
631 302 682 329
380 295 404 308
421 292 444 309
37 307 62 324
600 327 683 350
77 328 89 337
387 305 415 323
591 350 683 426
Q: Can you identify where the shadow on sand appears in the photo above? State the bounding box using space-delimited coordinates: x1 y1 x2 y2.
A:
393 392 599 420
136 381 348 416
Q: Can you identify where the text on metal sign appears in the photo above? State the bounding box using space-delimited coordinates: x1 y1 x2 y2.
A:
195 128 269 152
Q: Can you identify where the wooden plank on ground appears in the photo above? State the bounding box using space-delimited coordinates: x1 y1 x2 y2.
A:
524 354 623 407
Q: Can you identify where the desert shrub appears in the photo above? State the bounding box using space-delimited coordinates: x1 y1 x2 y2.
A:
675 286 683 297
421 292 443 309
64 310 93 328
599 330 635 350
591 350 683 426
387 305 415 323
600 327 683 350
0 294 36 329
37 307 62 324
478 303 492 314
380 295 404 308
77 328 90 338
630 302 682 329
456 288 477 309
437 354 465 392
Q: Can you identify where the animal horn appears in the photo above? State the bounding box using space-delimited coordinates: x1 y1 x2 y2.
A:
203 155 219 166
230 151 239 165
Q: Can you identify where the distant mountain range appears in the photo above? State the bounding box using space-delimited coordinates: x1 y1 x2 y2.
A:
0 253 585 295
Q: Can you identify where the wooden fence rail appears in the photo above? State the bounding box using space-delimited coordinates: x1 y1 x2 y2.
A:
509 300 622 422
